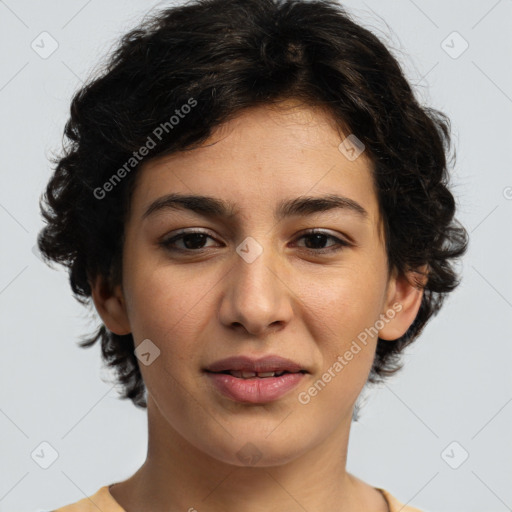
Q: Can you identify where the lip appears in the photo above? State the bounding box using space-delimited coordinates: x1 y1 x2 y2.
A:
205 371 305 403
203 354 307 404
204 354 307 374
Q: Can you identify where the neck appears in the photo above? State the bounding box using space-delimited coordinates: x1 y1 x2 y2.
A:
109 395 388 512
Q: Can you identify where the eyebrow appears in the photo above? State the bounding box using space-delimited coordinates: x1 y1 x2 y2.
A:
142 193 369 222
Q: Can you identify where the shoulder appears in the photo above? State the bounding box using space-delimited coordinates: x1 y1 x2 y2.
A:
377 487 425 512
51 485 124 512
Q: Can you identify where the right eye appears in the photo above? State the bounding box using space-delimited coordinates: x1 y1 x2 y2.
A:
159 230 222 252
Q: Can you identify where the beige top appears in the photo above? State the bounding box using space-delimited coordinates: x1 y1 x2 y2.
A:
51 484 424 512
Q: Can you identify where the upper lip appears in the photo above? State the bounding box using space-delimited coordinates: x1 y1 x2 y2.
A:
204 355 307 374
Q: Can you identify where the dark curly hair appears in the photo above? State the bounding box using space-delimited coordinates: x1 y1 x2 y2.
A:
37 0 468 409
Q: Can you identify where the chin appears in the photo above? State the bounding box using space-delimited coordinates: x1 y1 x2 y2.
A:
199 432 309 468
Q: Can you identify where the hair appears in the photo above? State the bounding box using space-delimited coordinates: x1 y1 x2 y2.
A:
38 0 468 409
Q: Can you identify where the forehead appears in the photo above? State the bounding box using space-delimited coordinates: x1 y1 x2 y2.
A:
128 102 381 230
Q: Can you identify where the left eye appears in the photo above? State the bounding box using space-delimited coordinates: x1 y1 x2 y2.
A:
160 230 350 253
294 231 350 253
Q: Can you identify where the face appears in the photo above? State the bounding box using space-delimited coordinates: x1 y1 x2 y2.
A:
95 100 421 467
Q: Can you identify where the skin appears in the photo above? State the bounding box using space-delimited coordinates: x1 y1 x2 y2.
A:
91 99 425 512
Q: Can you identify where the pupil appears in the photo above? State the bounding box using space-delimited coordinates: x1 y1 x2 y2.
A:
305 234 327 249
183 233 206 249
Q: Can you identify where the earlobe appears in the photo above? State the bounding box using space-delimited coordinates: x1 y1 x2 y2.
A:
90 275 131 335
378 265 428 341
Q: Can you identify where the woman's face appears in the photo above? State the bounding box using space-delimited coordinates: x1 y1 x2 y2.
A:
100 100 416 467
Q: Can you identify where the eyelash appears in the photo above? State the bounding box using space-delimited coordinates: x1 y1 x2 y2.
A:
159 229 351 255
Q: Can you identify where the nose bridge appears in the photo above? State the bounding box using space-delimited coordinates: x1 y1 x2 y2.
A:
220 234 293 335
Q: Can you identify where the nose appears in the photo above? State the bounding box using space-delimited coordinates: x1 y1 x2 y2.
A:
218 238 294 337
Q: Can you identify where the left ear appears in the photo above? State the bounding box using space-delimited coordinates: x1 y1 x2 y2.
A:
378 265 428 341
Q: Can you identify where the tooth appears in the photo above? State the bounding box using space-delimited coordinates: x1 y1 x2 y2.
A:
228 370 285 379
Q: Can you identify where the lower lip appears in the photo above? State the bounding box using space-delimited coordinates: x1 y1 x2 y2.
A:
205 371 305 403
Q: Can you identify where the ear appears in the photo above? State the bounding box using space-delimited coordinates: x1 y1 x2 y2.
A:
378 265 428 341
90 275 131 335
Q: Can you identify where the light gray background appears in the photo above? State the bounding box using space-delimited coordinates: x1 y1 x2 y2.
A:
1 1 511 511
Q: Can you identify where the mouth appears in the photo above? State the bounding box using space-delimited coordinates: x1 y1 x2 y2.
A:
203 354 308 403
203 354 308 375
205 369 307 379
205 370 306 403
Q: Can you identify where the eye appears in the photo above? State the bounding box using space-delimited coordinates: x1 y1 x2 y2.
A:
159 230 220 252
293 229 351 254
159 229 351 254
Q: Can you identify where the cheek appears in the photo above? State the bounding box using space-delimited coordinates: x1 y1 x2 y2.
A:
123 267 209 401
123 261 217 358
300 266 387 385
306 267 385 337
